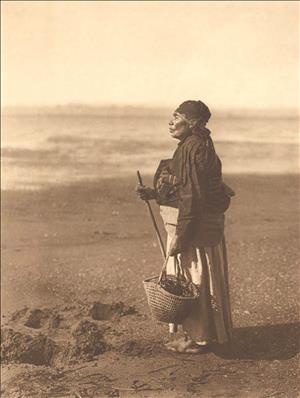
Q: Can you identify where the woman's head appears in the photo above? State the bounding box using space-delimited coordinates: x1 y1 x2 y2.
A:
169 100 211 140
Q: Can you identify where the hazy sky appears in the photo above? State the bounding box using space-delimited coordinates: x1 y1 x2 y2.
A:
1 1 299 109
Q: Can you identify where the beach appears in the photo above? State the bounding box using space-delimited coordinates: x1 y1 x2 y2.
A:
1 109 300 397
1 173 299 397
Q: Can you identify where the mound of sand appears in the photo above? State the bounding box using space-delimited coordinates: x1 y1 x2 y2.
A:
65 319 109 361
1 328 56 366
1 301 137 367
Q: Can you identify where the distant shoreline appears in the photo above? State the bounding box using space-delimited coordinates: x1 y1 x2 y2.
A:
2 105 299 119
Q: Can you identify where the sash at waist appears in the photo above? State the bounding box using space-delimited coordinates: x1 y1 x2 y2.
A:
159 205 225 247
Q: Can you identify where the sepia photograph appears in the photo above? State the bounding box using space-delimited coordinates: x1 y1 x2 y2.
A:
1 1 299 397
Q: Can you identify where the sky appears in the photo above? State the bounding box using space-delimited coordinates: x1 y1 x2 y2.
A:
1 1 299 109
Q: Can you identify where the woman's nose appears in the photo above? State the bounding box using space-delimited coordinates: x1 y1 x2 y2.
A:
169 119 174 126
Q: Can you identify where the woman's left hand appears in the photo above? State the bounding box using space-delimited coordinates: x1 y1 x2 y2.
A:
168 234 182 256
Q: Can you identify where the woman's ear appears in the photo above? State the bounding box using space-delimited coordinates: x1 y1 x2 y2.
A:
193 119 206 130
188 119 198 129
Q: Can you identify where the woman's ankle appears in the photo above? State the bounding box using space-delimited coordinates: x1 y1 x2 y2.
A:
196 340 209 347
169 323 178 333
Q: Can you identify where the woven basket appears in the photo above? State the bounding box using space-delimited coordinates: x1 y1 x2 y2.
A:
143 256 198 324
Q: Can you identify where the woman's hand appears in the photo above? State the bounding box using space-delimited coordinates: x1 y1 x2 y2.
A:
168 234 183 256
136 185 157 201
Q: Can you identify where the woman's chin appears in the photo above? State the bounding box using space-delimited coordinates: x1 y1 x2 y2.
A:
170 132 179 139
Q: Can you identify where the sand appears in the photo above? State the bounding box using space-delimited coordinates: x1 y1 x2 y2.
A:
1 174 299 397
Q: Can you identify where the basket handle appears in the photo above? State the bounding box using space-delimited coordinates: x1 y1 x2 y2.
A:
158 254 183 283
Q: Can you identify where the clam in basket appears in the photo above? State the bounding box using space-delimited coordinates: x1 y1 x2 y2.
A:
143 255 199 324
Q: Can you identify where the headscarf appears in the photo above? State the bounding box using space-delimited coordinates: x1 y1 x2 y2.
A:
175 100 215 186
175 100 211 125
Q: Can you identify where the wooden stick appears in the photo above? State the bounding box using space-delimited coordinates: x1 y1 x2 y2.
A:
148 364 179 373
112 386 136 391
137 170 166 260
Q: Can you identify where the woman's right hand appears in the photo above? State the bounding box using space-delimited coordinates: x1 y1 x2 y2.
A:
136 185 157 201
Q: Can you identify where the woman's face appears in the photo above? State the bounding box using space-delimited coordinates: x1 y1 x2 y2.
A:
169 112 191 140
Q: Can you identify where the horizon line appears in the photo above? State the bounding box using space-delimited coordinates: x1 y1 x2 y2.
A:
1 102 299 113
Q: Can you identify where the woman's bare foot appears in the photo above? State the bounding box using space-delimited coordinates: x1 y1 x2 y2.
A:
165 337 210 353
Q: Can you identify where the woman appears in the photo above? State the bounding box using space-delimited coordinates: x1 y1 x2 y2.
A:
137 100 234 353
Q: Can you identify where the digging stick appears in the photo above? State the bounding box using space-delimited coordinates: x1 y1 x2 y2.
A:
137 170 166 260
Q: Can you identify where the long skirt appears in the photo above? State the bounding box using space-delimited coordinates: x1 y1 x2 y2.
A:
160 205 233 344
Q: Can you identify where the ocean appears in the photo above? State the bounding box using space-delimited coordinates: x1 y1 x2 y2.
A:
1 107 299 190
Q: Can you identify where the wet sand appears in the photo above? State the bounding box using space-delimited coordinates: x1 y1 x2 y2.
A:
1 174 299 397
